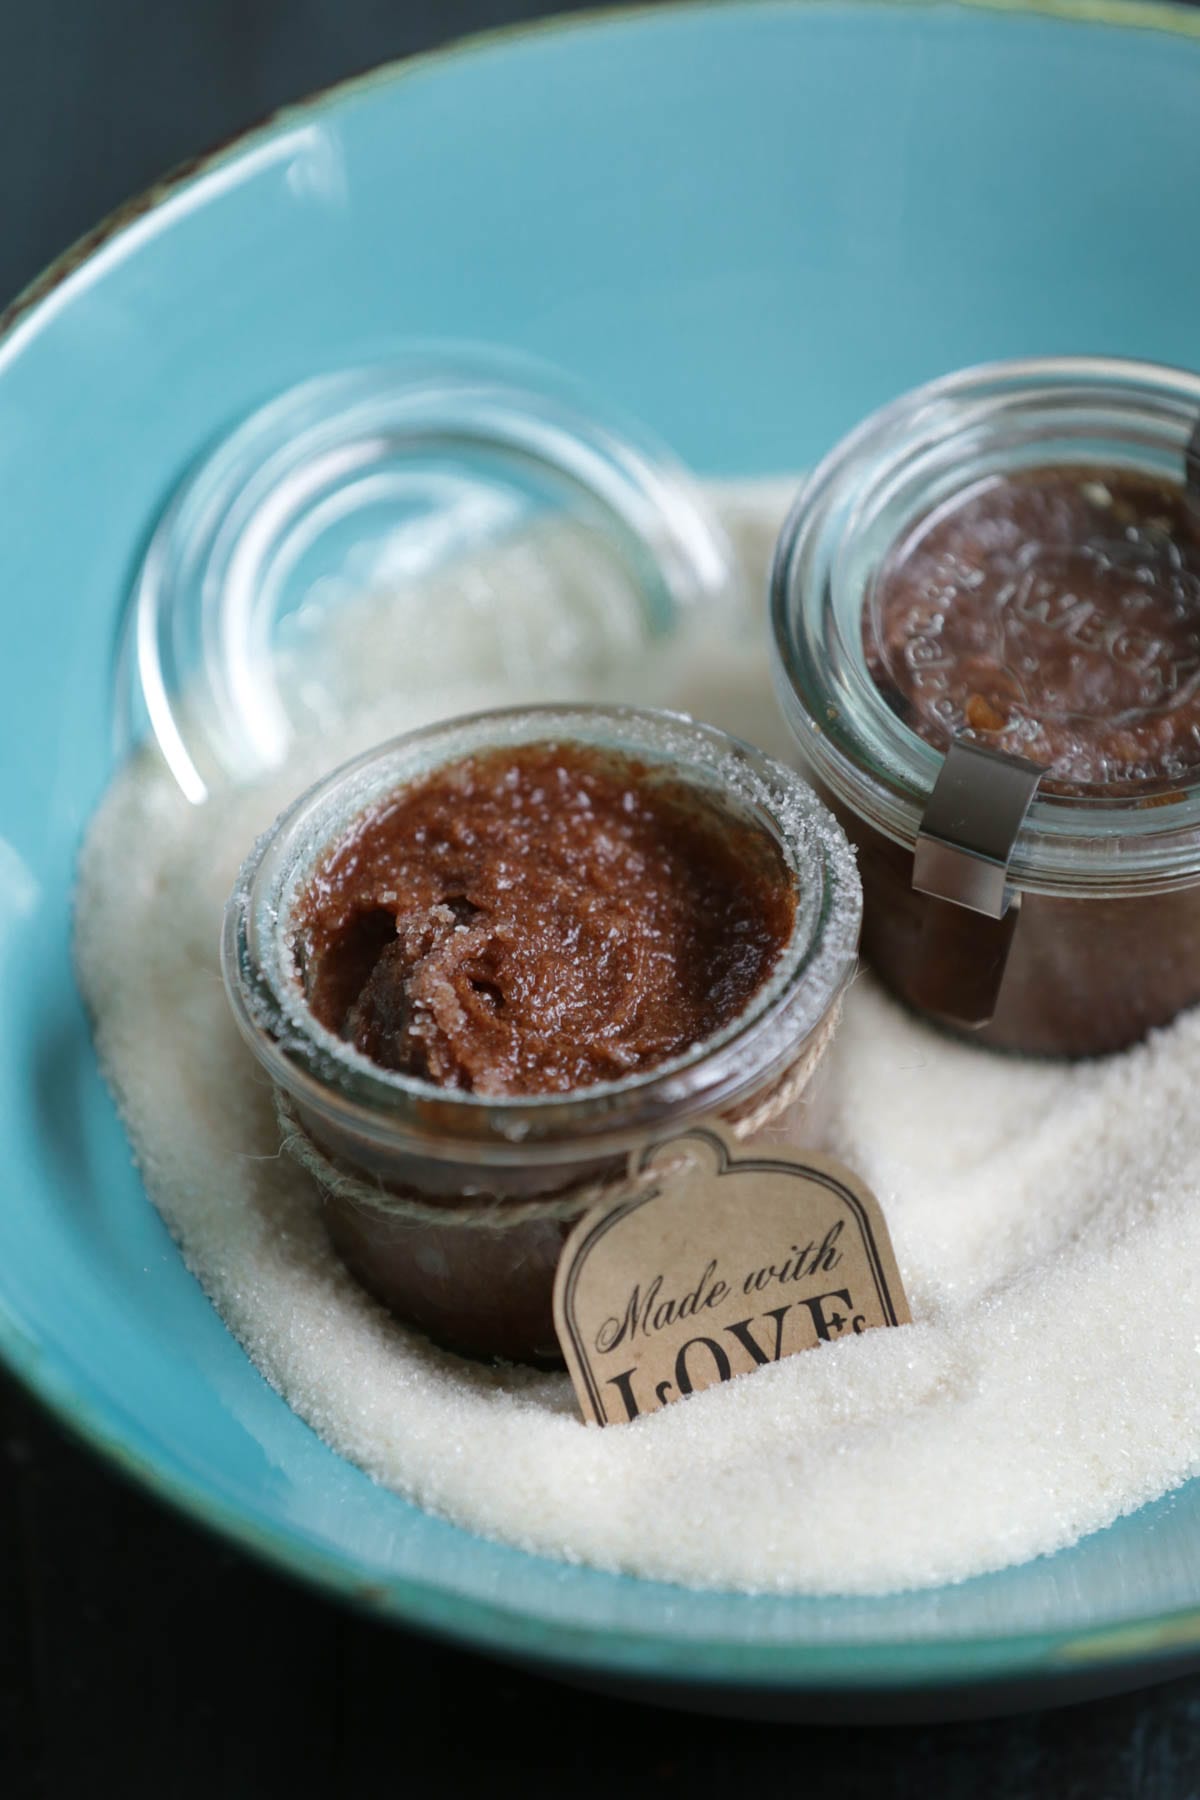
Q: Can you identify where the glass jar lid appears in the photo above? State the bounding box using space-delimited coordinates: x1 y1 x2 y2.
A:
121 349 735 804
771 356 1200 898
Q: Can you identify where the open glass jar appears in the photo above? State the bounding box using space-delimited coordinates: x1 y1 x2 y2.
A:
222 705 860 1363
772 356 1200 1057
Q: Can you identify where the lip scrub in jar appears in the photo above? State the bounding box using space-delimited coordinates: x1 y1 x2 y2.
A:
771 356 1200 1057
222 705 861 1364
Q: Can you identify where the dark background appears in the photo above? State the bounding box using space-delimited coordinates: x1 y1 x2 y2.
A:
5 2 1200 1793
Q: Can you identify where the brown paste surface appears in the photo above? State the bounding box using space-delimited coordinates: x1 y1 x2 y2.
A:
866 465 1200 788
296 743 795 1096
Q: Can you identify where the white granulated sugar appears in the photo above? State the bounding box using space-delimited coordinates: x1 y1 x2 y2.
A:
75 481 1200 1596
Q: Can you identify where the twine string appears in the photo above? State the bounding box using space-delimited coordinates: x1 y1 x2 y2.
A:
274 1000 841 1231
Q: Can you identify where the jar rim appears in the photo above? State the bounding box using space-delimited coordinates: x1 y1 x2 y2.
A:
770 355 1200 897
221 703 861 1164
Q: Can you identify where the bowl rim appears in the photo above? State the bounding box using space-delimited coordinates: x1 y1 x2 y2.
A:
7 0 1200 1699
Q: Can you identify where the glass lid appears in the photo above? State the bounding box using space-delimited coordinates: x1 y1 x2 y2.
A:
119 348 735 803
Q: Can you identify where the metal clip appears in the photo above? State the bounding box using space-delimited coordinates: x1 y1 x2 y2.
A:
1187 415 1200 499
913 737 1043 920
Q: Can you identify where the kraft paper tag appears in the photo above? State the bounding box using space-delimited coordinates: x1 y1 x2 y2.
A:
552 1123 911 1426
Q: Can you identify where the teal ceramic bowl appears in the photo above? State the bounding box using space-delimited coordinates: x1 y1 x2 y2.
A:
5 0 1200 1723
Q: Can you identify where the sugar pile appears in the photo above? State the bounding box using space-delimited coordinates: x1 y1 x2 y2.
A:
75 483 1200 1596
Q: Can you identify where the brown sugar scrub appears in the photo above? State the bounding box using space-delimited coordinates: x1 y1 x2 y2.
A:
771 358 1200 1057
296 742 796 1095
865 466 1200 791
224 706 860 1362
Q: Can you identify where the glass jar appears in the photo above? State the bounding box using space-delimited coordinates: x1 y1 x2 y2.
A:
121 349 735 804
771 356 1200 1057
222 704 861 1363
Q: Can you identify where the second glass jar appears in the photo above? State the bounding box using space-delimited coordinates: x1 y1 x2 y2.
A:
771 356 1200 1057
